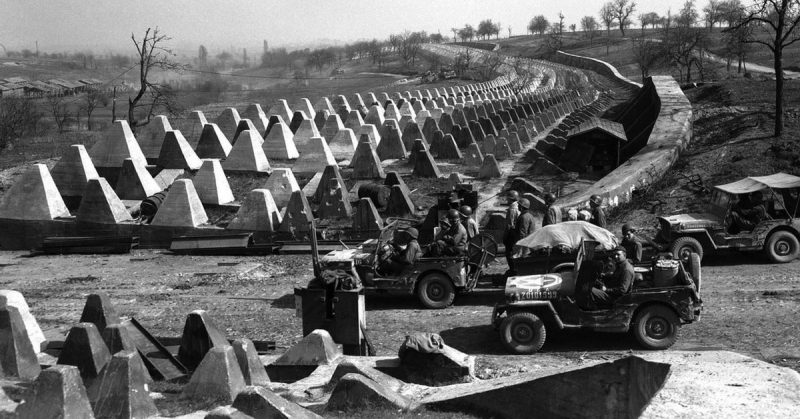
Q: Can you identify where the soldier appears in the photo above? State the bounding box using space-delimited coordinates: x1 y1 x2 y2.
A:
542 192 561 227
460 205 479 242
379 227 422 275
589 194 607 229
504 190 521 271
429 209 468 256
589 247 634 308
514 198 536 258
620 223 643 263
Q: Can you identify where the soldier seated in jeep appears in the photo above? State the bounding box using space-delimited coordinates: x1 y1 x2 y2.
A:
589 247 635 308
729 191 772 233
377 227 422 276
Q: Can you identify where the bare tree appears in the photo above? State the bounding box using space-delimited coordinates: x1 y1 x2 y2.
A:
47 94 70 134
704 0 724 30
600 3 616 54
581 16 600 45
632 37 667 79
528 15 550 35
127 27 182 133
730 0 800 136
83 87 108 131
0 96 40 149
608 0 637 36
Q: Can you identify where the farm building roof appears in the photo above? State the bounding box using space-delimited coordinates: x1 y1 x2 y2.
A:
567 117 628 142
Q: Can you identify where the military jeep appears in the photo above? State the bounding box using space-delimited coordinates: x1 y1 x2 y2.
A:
492 240 702 354
656 173 800 263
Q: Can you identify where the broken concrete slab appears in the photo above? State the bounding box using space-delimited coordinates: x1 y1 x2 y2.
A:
182 345 246 405
327 373 416 413
0 306 41 380
278 191 314 240
233 338 270 386
349 137 386 180
226 189 282 232
478 154 502 179
57 322 111 380
0 164 70 221
195 123 232 160
114 158 162 201
75 178 133 225
193 159 235 205
16 365 93 419
263 120 299 160
215 108 243 140
233 385 322 419
0 291 45 354
223 130 272 173
157 130 203 170
90 120 148 170
137 115 173 161
399 334 474 386
151 179 209 227
177 310 229 371
263 168 300 209
293 137 337 174
87 350 159 419
274 329 340 366
51 144 100 199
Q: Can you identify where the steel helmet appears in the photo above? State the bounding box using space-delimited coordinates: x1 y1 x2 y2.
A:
544 192 557 204
447 208 461 220
405 227 419 239
459 205 473 217
518 198 530 210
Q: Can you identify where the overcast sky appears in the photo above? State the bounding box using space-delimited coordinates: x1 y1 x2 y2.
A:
2 0 694 54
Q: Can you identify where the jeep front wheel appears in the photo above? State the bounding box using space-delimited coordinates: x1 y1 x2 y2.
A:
417 273 455 309
670 237 703 263
632 305 680 350
765 231 800 263
500 312 546 354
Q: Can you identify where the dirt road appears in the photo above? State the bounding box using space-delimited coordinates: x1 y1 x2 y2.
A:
0 249 797 377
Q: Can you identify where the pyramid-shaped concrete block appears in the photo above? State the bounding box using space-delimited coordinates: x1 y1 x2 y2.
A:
478 154 503 179
302 172 324 204
177 310 229 371
352 197 383 232
151 179 209 227
51 144 100 198
314 109 329 131
327 373 416 413
294 98 316 120
321 114 345 144
76 178 133 224
195 123 232 159
508 132 523 153
293 137 336 174
157 130 202 170
137 115 173 161
438 134 462 159
407 138 431 168
267 99 293 123
517 127 532 144
401 122 424 149
0 164 70 220
384 103 401 120
16 365 93 419
412 149 442 178
0 306 41 379
483 134 497 155
274 329 340 365
223 131 272 173
262 121 299 160
193 159 235 205
344 110 364 133
399 101 415 117
114 158 162 201
57 322 111 380
101 324 151 384
314 97 335 115
226 189 282 232
293 118 321 152
278 191 313 240
241 103 269 133
90 120 148 169
422 118 440 145
312 165 348 204
357 124 381 147
495 137 512 160
183 111 208 148
182 346 246 405
87 350 159 419
318 179 353 220
214 107 242 139
376 121 406 160
233 119 262 144
349 137 385 180
428 130 446 156
232 338 270 386
464 142 484 167
232 386 323 419
0 291 45 354
398 114 414 131
352 93 366 110
364 104 385 127
328 128 358 161
263 168 300 208
332 95 352 115
386 185 416 218
438 112 455 134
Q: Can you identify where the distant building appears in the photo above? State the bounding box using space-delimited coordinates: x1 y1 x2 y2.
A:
562 117 628 174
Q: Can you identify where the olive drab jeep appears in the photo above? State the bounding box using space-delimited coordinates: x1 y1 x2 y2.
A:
492 240 703 354
656 173 800 263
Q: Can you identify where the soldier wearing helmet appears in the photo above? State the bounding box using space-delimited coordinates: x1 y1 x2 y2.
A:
504 190 521 271
379 227 422 275
459 205 479 241
429 208 468 256
588 194 607 229
542 192 561 227
513 198 536 258
620 223 643 263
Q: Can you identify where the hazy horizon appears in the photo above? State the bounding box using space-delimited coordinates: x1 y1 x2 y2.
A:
3 0 693 56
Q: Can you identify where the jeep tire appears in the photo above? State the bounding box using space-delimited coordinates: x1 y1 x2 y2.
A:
500 312 546 354
632 305 680 350
417 273 455 309
765 231 800 263
688 253 702 292
670 237 704 263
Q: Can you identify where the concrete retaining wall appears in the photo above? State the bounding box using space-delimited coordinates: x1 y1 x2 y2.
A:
558 75 692 209
553 51 642 90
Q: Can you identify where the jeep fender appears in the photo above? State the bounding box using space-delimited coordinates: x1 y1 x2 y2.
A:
631 302 682 329
550 263 575 274
503 301 565 329
673 230 719 250
760 225 800 249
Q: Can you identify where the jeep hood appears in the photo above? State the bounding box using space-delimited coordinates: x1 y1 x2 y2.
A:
504 274 562 301
659 213 723 229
